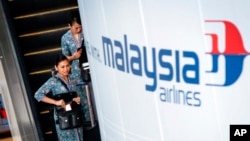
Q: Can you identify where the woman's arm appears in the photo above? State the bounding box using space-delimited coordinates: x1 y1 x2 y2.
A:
34 77 66 108
61 32 82 61
66 51 81 61
41 96 66 108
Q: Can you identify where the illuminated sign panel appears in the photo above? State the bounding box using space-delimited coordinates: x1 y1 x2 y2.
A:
78 1 250 141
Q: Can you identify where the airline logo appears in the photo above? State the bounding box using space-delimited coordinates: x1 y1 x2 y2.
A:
87 20 245 107
205 20 247 86
101 35 201 107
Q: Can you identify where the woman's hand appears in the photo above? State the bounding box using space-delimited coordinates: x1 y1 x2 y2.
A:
72 49 82 60
73 97 81 104
55 99 66 108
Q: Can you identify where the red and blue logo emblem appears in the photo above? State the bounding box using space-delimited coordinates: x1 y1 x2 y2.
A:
205 20 247 86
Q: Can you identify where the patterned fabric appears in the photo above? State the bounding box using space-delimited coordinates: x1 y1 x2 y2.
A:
61 30 90 121
34 74 89 141
61 30 84 81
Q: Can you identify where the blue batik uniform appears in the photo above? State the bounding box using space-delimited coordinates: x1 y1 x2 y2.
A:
61 30 90 122
34 73 89 141
61 30 84 81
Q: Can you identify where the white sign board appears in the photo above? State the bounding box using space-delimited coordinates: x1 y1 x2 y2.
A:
78 0 250 141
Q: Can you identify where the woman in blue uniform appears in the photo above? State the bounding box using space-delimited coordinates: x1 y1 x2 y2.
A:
61 11 90 123
34 54 84 141
61 11 85 81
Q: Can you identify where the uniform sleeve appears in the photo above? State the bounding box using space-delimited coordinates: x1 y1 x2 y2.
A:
61 32 71 56
70 74 82 85
34 78 56 102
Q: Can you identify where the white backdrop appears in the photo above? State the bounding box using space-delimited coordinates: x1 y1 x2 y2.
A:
78 1 250 141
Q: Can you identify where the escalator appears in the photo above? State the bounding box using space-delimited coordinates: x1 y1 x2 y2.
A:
2 0 79 140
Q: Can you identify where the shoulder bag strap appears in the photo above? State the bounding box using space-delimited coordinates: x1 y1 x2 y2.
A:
55 77 70 91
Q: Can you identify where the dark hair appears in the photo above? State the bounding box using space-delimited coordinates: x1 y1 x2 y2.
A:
54 54 68 67
68 11 81 26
